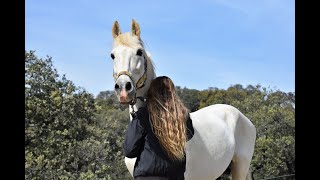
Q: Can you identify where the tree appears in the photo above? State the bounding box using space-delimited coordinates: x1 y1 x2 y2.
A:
25 51 98 179
95 90 127 112
198 84 295 179
176 86 201 112
26 50 135 179
25 50 295 179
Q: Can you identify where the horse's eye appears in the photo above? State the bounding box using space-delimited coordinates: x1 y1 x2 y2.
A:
136 49 143 56
111 53 115 60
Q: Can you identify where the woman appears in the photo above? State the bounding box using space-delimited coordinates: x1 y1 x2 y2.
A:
123 76 194 180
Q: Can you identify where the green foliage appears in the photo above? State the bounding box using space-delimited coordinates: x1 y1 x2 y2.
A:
197 84 295 179
176 86 201 112
25 51 131 179
25 51 294 179
95 90 126 112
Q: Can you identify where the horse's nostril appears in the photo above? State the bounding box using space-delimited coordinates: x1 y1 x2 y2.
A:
115 84 120 90
125 82 132 91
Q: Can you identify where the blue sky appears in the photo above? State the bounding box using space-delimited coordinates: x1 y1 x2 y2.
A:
26 0 295 96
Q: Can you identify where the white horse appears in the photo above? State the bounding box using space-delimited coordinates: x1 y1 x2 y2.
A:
109 19 256 180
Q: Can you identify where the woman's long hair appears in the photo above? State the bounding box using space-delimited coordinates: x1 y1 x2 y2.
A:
147 76 190 161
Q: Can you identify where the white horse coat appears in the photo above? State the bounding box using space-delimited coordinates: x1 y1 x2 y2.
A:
110 19 256 180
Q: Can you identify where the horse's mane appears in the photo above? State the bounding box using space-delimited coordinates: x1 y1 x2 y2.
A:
113 32 144 48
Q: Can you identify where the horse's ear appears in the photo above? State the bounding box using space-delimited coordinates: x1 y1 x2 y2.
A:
131 19 141 38
112 21 121 38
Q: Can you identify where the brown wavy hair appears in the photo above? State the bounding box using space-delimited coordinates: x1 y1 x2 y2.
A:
147 76 190 161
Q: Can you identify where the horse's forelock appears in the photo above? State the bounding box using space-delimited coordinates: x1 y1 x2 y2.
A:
113 32 144 48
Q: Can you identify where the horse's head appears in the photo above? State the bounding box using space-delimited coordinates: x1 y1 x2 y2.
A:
110 19 150 104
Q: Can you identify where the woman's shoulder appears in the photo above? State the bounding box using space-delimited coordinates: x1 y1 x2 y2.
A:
136 105 149 117
132 105 149 123
138 105 148 112
186 113 195 141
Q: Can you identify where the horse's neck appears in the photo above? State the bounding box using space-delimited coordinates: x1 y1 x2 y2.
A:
128 88 148 121
129 55 156 120
129 100 145 120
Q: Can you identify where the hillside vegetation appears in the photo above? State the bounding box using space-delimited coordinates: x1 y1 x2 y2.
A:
25 51 295 179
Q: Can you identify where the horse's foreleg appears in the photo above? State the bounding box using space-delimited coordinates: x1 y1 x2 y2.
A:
124 157 136 177
230 156 252 180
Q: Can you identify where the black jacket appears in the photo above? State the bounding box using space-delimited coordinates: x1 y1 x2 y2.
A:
123 106 194 179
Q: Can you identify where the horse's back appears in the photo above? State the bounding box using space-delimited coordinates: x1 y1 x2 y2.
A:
185 104 237 179
185 104 255 180
191 104 255 134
